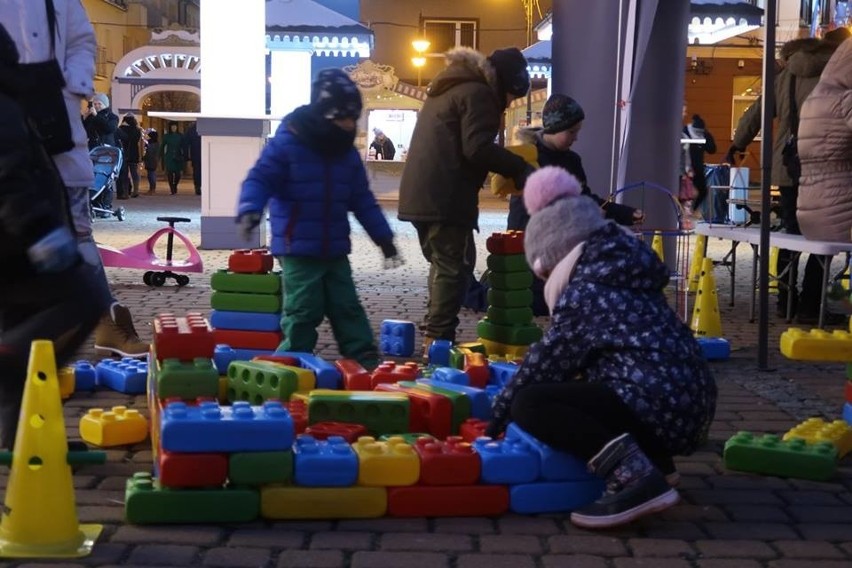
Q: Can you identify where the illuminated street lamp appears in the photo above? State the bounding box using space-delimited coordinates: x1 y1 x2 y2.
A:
411 38 430 88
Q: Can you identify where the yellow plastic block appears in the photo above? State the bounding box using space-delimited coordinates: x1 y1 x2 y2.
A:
253 361 317 393
289 391 310 403
478 337 529 359
490 144 538 197
260 486 387 519
780 328 852 362
78 406 149 447
353 436 420 487
783 418 852 458
218 376 229 404
57 366 74 400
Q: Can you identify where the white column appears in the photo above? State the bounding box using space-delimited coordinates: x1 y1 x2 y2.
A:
270 49 312 119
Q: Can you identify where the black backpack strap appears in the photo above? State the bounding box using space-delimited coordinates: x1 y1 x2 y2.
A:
788 74 798 136
45 0 57 55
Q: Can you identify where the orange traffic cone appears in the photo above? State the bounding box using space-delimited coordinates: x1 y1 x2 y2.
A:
687 234 707 294
690 258 723 338
0 341 103 558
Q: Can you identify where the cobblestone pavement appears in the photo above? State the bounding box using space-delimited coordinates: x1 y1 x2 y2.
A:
3 191 852 568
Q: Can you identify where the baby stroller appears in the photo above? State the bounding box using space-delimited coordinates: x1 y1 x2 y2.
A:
89 144 126 221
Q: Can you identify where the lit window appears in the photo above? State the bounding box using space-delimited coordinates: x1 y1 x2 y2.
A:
422 19 478 54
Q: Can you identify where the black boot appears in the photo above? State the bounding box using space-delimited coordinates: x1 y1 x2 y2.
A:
570 433 679 529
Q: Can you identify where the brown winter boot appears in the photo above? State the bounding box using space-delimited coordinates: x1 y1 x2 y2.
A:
94 302 149 358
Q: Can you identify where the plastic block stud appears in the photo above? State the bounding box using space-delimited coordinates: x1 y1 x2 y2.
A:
353 436 420 487
227 248 273 274
79 406 148 447
154 313 215 362
780 328 852 362
95 357 148 394
413 436 481 486
380 320 416 357
485 231 525 255
293 435 359 487
723 431 837 481
783 418 852 459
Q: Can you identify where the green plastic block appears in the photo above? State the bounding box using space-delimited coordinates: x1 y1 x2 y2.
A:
211 269 282 294
723 431 837 481
156 357 220 400
229 451 293 485
487 288 533 308
211 291 282 314
125 472 260 524
308 391 409 436
486 254 529 273
846 363 852 380
486 305 534 326
227 361 300 404
449 347 466 370
378 433 435 444
488 270 533 291
398 380 471 435
477 319 542 346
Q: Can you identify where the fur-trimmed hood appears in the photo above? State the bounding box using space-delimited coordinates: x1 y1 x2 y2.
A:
786 40 839 78
427 47 501 101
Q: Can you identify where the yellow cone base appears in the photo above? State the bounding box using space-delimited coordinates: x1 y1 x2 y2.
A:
0 524 102 558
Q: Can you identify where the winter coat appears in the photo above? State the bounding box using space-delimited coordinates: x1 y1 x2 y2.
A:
143 141 159 171
489 222 717 456
238 107 394 258
183 123 202 164
161 131 184 172
733 41 837 187
118 123 142 163
682 122 716 192
0 0 96 188
83 108 119 149
370 137 395 160
797 40 852 242
398 47 528 229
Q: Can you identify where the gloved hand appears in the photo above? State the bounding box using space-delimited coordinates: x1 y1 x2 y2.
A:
512 164 537 192
236 212 262 241
379 240 404 269
723 145 742 165
27 226 78 274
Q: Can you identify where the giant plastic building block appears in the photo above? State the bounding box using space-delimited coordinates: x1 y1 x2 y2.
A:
431 366 469 386
58 366 74 399
254 361 316 393
488 361 519 387
125 472 260 524
477 320 542 346
213 329 283 351
463 353 489 389
506 423 593 481
460 418 489 442
400 380 470 434
845 402 852 425
212 344 274 374
293 435 359 487
375 383 454 439
427 339 452 367
416 379 491 420
487 288 533 308
378 433 434 444
95 357 148 394
723 431 837 481
845 379 852 404
780 328 852 362
74 360 97 391
226 361 300 403
486 231 524 255
487 306 534 326
479 338 529 360
211 269 281 294
472 437 540 484
307 390 409 436
260 486 387 519
211 291 282 314
79 406 148 447
254 354 299 366
155 357 219 400
160 400 294 453
285 400 308 435
487 271 534 291
154 313 216 362
336 359 371 390
388 485 509 517
784 418 852 458
413 436 481 486
487 253 528 273
697 337 731 361
227 248 273 274
304 421 368 443
157 450 228 488
229 451 292 485
210 310 281 332
353 436 420 487
509 479 604 514
370 361 420 389
274 352 341 389
380 320 416 357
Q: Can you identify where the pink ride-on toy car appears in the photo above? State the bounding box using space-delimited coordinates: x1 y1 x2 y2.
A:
98 216 203 287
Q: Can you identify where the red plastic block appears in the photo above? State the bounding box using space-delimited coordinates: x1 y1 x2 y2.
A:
254 354 300 367
213 329 283 351
463 353 489 389
304 421 369 444
388 485 509 517
370 361 420 389
460 418 489 443
158 449 228 488
284 400 307 434
228 248 274 274
414 436 481 485
485 231 525 255
375 383 453 440
336 359 372 391
153 313 215 362
846 381 852 404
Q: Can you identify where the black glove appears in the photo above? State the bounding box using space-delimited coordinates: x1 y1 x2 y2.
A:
236 212 262 241
603 202 643 227
513 164 537 192
379 239 404 269
723 145 741 165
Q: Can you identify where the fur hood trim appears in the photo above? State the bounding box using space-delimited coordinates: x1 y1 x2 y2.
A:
427 47 500 99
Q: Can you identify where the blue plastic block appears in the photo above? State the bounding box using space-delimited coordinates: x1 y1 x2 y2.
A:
74 360 97 391
509 479 604 514
506 423 592 481
489 362 519 387
210 310 280 332
160 400 294 453
431 367 469 386
415 379 491 420
95 357 148 394
293 435 359 487
213 344 273 374
843 403 852 426
428 340 452 367
472 437 540 484
697 337 731 360
380 320 416 358
274 351 341 389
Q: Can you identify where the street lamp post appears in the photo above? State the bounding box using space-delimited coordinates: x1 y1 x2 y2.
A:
519 0 541 124
411 39 430 88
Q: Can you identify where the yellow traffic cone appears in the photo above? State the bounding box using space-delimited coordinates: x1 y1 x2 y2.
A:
0 341 102 558
651 231 664 262
769 246 779 295
687 234 707 293
690 258 723 338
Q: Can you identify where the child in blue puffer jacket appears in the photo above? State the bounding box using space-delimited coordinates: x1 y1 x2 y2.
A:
236 69 403 369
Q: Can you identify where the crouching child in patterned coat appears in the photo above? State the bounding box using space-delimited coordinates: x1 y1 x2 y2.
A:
486 166 717 529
